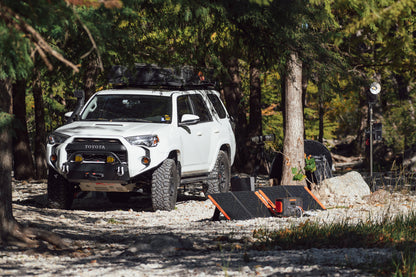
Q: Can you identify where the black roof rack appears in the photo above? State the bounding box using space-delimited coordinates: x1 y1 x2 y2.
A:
108 64 216 90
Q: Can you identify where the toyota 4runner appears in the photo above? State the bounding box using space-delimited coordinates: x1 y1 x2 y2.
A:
46 70 236 211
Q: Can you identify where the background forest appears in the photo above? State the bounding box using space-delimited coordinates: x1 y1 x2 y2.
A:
2 0 416 181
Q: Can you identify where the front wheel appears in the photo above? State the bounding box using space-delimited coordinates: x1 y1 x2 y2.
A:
206 150 231 195
151 159 179 211
47 167 74 209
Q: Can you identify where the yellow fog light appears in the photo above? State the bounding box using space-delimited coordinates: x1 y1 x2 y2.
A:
141 157 150 165
106 156 115 163
74 154 83 162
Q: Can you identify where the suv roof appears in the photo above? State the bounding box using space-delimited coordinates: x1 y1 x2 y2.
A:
96 88 178 96
93 88 220 97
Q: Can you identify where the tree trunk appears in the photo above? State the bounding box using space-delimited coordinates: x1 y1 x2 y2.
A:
83 58 99 100
0 79 19 243
246 59 263 174
318 82 324 143
318 100 324 143
302 66 308 118
33 72 47 180
395 73 411 101
0 79 68 248
355 87 368 155
281 53 306 186
221 57 248 172
12 79 35 180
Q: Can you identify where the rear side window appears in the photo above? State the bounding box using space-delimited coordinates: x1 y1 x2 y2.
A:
207 94 227 119
189 94 212 123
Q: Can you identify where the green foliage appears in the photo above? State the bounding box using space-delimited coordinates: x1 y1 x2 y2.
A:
0 23 33 80
0 112 14 130
261 70 284 148
384 98 416 152
292 156 316 181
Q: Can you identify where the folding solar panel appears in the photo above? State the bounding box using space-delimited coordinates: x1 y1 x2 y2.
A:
208 191 272 220
208 185 325 220
259 186 326 211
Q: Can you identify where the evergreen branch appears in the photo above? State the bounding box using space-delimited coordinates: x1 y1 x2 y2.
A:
73 6 104 72
343 0 416 36
65 0 123 9
0 3 79 73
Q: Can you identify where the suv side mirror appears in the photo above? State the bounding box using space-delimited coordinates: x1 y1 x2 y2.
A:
65 111 74 120
179 114 200 126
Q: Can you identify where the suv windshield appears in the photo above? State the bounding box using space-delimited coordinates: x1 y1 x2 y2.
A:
80 94 172 123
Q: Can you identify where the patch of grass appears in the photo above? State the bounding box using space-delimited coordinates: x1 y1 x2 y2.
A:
252 213 416 275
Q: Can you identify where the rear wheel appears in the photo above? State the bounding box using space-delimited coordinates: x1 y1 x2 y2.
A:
151 159 179 211
206 150 231 195
47 167 74 209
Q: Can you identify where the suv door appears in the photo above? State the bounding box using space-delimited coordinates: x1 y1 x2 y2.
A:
177 93 217 174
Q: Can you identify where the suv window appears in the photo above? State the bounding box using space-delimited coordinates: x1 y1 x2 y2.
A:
177 95 193 122
189 94 212 122
207 94 227 119
177 94 212 123
81 95 172 123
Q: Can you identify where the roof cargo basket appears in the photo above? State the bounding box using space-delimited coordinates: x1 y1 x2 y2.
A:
108 64 216 90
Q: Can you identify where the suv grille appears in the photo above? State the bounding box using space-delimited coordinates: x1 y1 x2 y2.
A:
66 138 127 163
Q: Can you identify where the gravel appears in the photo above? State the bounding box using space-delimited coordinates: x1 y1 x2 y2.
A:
1 180 416 276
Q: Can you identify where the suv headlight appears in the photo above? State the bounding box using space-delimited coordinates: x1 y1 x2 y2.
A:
125 135 159 147
47 132 70 145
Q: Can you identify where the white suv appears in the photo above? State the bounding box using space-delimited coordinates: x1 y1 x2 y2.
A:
46 85 236 211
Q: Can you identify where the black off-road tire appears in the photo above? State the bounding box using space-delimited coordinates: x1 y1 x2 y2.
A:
151 159 179 211
47 167 74 209
206 150 231 195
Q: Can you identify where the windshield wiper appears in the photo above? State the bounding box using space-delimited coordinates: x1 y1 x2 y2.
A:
111 118 151 122
81 118 109 121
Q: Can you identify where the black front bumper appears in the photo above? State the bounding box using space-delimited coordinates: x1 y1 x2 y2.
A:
64 138 130 183
65 161 130 183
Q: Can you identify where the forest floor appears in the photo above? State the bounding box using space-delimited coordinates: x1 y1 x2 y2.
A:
1 178 416 276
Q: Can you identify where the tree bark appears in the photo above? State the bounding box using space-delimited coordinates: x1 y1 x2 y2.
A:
281 53 306 186
221 57 248 172
355 87 368 155
318 99 324 143
245 59 263 174
318 82 324 143
83 58 99 100
0 79 67 248
0 79 18 243
33 72 47 180
12 79 35 180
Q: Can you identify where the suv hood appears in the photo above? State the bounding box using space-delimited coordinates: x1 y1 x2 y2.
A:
55 121 170 138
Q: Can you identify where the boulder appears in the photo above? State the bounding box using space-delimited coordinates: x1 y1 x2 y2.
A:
312 171 371 206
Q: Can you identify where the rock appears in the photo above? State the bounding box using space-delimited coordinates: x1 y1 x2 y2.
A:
313 171 371 206
363 189 390 204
